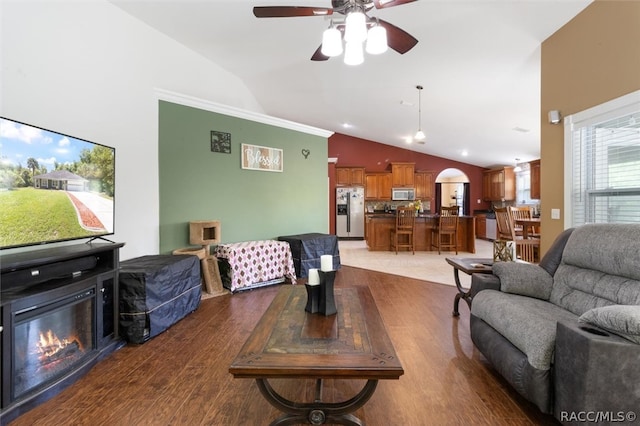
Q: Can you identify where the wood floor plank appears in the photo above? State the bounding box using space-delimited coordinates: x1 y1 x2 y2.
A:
7 266 558 425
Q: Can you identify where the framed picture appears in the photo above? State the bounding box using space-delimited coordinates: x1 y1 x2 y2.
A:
241 143 283 172
211 131 231 154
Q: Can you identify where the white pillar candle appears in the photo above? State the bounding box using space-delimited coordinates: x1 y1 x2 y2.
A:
308 268 320 285
320 255 333 272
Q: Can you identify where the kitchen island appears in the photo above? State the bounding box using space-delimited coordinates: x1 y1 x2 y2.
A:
365 213 476 253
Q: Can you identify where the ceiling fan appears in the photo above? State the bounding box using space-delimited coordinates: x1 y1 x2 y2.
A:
253 0 419 61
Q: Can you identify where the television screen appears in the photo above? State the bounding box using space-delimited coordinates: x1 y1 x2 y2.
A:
0 117 115 249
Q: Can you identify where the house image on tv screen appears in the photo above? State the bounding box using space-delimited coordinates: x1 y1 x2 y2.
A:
34 170 89 191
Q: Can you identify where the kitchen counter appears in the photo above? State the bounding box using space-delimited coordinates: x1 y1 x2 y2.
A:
365 214 476 253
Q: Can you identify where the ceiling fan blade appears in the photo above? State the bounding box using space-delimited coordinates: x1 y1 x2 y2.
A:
253 6 333 18
373 0 418 9
378 19 418 54
311 46 330 61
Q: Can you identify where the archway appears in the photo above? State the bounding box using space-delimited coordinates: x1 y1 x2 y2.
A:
435 168 470 215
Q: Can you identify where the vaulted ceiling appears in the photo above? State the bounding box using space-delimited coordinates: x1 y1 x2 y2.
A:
110 0 592 168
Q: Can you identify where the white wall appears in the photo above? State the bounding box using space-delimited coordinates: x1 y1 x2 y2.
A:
0 0 263 260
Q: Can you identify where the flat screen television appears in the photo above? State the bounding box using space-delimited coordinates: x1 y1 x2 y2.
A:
0 117 115 249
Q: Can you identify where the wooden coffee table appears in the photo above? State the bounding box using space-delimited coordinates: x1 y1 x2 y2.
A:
229 285 404 426
446 257 494 316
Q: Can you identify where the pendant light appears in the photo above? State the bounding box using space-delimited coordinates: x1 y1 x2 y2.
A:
414 85 426 142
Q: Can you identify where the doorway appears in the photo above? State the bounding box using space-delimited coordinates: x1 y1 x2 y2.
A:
435 168 470 215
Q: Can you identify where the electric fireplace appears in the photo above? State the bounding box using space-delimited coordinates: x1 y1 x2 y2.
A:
12 287 95 399
1 242 124 424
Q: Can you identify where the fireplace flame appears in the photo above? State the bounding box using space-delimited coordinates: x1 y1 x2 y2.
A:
36 330 83 361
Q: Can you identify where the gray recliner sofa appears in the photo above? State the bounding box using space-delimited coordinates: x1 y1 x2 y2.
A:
469 224 640 424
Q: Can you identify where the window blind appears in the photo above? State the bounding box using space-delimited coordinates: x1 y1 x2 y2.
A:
569 104 640 226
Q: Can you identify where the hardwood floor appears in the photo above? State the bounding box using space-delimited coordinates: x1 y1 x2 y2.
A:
9 266 559 425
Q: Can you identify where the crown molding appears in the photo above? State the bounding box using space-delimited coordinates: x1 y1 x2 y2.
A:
155 88 334 138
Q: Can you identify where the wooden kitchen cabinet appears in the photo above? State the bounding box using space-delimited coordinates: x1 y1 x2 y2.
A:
365 173 392 200
390 162 415 187
482 167 515 201
336 167 365 186
475 214 487 238
530 159 541 200
414 171 433 200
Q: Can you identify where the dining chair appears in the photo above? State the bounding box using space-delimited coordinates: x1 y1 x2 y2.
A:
494 207 540 263
431 208 459 254
390 206 415 254
508 206 539 238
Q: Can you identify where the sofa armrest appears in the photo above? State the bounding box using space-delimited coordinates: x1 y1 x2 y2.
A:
469 273 500 298
554 320 640 424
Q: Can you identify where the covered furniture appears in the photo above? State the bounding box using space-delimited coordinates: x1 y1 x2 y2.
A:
390 206 415 254
431 206 459 254
277 233 341 278
119 255 201 344
470 224 640 422
215 240 297 292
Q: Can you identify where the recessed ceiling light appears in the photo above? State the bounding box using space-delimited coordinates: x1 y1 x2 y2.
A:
400 100 414 107
512 127 530 133
342 122 352 129
461 150 468 156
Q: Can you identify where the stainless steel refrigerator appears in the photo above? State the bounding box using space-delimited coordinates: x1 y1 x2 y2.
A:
336 187 365 238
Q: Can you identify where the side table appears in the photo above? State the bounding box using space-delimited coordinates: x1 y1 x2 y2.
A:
445 257 493 316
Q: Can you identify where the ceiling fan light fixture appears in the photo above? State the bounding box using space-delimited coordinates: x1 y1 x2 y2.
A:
344 10 367 43
344 40 364 66
365 25 388 55
321 26 343 57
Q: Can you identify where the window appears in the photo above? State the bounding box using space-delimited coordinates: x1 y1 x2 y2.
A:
564 90 640 227
515 162 532 204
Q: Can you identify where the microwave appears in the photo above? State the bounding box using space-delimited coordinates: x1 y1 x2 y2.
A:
392 188 415 201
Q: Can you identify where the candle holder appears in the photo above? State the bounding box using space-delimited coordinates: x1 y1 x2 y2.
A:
318 270 337 316
305 284 321 314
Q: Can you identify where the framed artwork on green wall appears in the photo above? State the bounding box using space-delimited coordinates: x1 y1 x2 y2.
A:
241 143 283 172
211 130 231 153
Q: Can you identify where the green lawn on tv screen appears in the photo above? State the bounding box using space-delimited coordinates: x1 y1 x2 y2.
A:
0 187 98 247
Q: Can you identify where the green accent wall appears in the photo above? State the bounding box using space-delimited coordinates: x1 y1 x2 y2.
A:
159 101 329 254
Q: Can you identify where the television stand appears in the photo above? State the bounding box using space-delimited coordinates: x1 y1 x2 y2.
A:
0 242 125 424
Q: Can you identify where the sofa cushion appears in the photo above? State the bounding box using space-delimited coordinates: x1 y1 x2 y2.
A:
493 262 553 300
561 224 640 281
549 224 640 316
471 290 579 370
551 264 640 316
579 305 640 344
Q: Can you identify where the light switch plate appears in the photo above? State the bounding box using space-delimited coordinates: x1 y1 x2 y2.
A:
551 208 561 220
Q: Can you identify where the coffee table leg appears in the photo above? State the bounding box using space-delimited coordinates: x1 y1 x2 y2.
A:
256 378 377 426
452 268 468 317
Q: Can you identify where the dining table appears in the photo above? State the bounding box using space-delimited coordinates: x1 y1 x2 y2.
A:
514 217 541 239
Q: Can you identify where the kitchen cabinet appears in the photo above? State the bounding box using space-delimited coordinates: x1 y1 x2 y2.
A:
365 173 392 200
365 215 395 251
336 167 365 186
414 171 433 200
390 162 415 187
476 214 487 238
482 167 515 201
530 159 541 200
366 214 476 253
